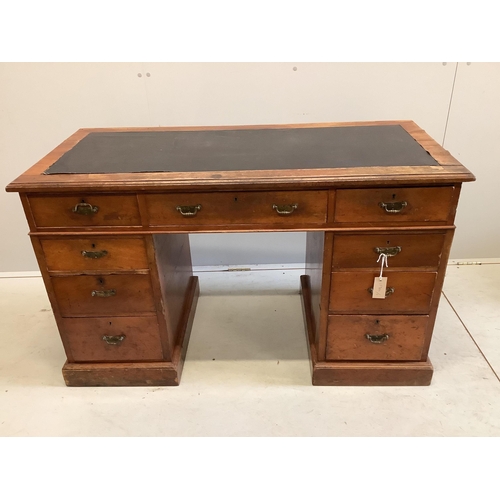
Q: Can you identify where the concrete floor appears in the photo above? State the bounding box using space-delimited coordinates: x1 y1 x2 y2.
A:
1 263 499 436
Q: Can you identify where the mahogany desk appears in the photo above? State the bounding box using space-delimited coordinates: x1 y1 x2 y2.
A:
6 121 475 386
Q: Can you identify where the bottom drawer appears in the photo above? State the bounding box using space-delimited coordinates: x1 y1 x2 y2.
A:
326 315 428 361
61 316 164 362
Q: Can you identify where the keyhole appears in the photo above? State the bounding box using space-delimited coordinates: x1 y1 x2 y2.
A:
375 319 380 324
392 193 396 199
109 322 112 325
387 240 390 245
234 197 238 202
98 278 104 285
91 243 96 248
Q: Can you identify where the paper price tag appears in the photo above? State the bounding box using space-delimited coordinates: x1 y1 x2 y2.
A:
372 277 388 299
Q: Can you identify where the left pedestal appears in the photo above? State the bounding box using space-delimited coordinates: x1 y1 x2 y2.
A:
24 191 199 387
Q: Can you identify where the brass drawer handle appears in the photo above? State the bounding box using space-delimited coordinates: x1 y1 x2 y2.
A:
273 203 298 215
73 202 99 215
91 289 116 298
81 250 108 259
374 246 401 257
176 204 202 217
102 334 126 345
365 333 389 344
379 201 407 213
367 286 395 297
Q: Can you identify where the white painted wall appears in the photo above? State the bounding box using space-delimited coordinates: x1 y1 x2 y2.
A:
443 63 500 259
0 62 495 271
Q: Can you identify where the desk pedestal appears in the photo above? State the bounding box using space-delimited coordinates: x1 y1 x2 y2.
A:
62 276 199 386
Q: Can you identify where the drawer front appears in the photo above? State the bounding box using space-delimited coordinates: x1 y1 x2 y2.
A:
29 194 141 228
332 233 445 269
334 186 455 224
52 274 156 317
329 272 437 314
41 237 149 273
61 316 163 362
145 190 328 226
326 315 428 361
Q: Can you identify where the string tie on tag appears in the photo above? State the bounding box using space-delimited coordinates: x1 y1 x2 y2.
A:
377 253 388 280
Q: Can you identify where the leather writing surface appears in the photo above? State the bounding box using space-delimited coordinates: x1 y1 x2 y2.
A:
44 125 438 175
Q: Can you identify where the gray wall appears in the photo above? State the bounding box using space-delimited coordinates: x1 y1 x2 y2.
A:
1 63 497 271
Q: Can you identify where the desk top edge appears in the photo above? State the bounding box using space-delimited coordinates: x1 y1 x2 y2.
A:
6 121 475 193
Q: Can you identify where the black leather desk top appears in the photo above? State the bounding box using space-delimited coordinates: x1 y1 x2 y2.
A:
44 125 438 175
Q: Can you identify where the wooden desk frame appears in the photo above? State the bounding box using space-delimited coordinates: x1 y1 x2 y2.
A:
6 121 475 387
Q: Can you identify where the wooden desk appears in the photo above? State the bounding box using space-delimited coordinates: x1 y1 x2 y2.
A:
6 121 475 386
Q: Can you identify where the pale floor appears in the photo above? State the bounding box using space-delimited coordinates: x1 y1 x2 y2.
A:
1 263 499 436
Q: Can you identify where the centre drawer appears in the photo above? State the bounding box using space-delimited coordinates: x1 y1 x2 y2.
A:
61 316 164 362
145 190 328 227
326 315 428 361
41 237 149 273
332 233 446 269
51 274 156 317
329 271 437 314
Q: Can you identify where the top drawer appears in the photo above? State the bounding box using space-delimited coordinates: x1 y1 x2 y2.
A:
28 194 142 229
145 190 328 227
334 186 456 224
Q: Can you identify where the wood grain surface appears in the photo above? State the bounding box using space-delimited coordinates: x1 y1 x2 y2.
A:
334 186 456 225
28 194 141 228
145 190 328 227
326 315 428 361
332 232 446 269
61 316 163 362
51 274 156 317
41 236 149 273
329 271 437 314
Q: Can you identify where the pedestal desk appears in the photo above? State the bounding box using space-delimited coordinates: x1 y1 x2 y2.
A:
6 121 475 386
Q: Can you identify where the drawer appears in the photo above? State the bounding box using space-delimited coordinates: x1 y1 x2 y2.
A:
29 194 141 228
334 186 455 224
145 190 328 226
61 316 163 362
326 315 428 361
332 233 445 269
41 237 149 273
52 274 156 317
329 271 437 314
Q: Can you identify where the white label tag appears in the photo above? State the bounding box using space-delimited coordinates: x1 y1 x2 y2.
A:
372 277 388 299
